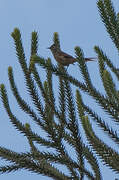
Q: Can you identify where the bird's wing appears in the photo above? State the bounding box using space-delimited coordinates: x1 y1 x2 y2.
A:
54 50 76 66
60 52 96 61
60 50 74 59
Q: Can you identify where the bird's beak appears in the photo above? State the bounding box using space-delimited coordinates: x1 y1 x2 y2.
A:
47 47 50 49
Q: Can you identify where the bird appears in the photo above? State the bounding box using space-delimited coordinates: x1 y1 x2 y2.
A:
47 44 96 66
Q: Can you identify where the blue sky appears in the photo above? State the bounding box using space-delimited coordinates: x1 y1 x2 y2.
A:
0 0 119 179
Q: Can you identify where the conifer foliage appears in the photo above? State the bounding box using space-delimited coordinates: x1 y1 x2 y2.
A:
0 0 119 179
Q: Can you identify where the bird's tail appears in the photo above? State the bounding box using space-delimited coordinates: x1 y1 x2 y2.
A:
85 57 97 62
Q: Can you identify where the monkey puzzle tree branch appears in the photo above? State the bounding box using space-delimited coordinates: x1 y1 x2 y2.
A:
97 0 119 50
8 66 45 128
82 116 119 172
31 31 39 56
30 55 119 122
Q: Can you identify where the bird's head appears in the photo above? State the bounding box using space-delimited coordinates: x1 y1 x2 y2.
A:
47 44 60 54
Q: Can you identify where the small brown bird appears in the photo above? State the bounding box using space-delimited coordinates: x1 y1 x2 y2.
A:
47 44 96 66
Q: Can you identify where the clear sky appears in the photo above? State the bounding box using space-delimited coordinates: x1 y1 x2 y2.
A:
0 0 119 179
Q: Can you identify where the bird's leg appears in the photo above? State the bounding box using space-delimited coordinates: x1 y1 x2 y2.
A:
65 65 69 71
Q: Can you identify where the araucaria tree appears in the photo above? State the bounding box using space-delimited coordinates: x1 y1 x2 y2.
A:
0 0 119 179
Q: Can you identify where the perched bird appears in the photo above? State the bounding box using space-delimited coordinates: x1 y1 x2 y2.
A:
47 44 96 66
